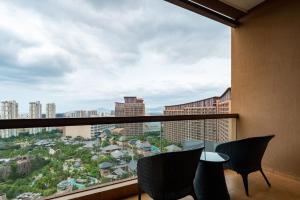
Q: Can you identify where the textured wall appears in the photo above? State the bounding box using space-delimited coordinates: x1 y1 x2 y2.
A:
232 0 300 178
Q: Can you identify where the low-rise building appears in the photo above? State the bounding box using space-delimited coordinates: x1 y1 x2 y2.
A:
15 192 41 200
165 144 182 152
57 179 75 192
128 160 137 173
63 124 115 139
117 136 128 147
101 145 121 153
113 168 126 177
99 162 113 177
111 150 124 159
0 193 6 200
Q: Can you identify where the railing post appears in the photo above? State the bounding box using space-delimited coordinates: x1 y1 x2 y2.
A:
216 118 218 142
160 122 163 152
204 119 206 152
229 118 237 141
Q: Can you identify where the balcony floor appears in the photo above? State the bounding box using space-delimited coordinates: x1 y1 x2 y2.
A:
124 170 300 200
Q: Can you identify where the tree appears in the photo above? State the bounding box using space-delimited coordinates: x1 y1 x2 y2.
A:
101 139 110 148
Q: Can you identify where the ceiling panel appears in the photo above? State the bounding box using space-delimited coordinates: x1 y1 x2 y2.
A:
219 0 266 12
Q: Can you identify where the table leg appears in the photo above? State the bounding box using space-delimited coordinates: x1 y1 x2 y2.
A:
194 161 230 200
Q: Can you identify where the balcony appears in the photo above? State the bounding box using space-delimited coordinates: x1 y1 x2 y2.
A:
127 170 300 200
1 112 300 200
0 114 237 200
1 0 300 199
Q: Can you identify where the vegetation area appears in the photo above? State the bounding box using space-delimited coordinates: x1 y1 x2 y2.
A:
0 130 169 199
0 131 99 198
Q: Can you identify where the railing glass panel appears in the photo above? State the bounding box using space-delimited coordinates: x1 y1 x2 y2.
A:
0 116 236 199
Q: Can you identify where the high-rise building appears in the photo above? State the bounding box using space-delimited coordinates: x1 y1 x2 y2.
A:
46 103 56 118
0 100 19 138
29 101 42 119
163 88 232 144
29 101 42 134
115 97 145 135
46 103 56 131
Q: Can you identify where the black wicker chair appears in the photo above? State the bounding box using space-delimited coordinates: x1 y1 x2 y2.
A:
137 147 204 200
215 134 275 196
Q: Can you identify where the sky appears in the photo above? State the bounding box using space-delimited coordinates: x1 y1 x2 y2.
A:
0 0 230 113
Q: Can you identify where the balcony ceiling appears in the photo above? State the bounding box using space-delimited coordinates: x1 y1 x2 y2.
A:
220 0 266 11
165 0 266 27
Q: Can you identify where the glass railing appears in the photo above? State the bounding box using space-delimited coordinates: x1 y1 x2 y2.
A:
0 114 237 200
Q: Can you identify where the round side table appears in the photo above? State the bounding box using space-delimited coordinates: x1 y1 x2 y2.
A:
194 151 230 200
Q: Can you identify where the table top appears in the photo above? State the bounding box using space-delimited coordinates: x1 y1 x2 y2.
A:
200 151 230 163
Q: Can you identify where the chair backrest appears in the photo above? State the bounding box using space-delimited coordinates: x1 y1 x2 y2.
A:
137 147 204 199
215 135 274 174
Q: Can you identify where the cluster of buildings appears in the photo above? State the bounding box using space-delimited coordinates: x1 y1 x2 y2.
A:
0 92 234 199
112 92 232 145
97 138 159 180
56 136 145 193
0 101 56 138
0 156 36 180
0 100 116 139
163 88 232 144
0 192 41 200
15 193 41 200
1 90 232 144
56 177 98 193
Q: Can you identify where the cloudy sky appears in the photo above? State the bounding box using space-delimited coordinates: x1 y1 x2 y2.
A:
0 0 230 113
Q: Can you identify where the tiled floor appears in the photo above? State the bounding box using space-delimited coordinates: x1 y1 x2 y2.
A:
125 170 300 200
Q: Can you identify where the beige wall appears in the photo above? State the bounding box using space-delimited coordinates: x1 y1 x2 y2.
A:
63 125 91 139
232 0 300 178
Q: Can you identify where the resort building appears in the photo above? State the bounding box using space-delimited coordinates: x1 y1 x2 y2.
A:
163 88 232 144
63 124 115 139
115 97 145 135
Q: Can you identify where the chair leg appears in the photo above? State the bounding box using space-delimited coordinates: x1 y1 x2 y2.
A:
191 193 198 200
138 187 142 200
241 174 249 196
260 169 271 187
191 187 198 200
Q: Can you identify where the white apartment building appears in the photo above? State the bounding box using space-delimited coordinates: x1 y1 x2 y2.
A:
46 103 56 131
46 103 56 118
0 100 19 138
29 101 42 134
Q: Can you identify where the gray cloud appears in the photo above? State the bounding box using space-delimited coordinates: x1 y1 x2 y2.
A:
0 0 230 112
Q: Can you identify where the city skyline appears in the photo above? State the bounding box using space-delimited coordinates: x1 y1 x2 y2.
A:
0 0 230 113
0 91 233 115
